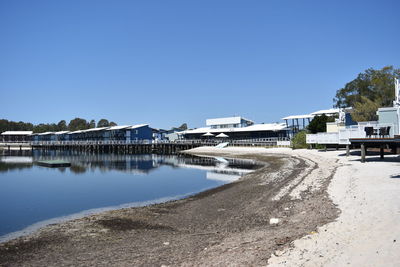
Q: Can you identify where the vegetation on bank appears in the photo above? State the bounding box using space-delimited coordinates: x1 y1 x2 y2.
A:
291 131 308 149
0 118 117 133
0 118 189 134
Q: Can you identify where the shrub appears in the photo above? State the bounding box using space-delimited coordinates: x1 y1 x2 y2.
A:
291 130 308 149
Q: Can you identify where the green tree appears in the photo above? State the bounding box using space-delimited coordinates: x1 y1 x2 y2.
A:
57 120 68 131
333 66 400 121
351 96 380 122
0 119 9 133
307 114 335 134
178 123 188 130
68 118 88 131
109 121 117 127
89 119 96 128
97 119 110 127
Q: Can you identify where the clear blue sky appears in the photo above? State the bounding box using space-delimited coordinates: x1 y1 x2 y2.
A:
1 0 399 129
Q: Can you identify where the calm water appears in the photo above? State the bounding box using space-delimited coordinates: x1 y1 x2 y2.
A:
0 150 262 240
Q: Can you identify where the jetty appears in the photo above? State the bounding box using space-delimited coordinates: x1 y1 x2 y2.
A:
36 160 71 167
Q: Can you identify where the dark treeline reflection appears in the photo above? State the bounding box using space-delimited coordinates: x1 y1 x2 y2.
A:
0 150 263 175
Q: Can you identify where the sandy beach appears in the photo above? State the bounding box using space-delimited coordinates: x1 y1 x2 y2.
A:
0 146 399 266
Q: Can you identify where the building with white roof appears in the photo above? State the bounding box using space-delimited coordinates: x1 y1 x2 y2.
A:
206 116 254 129
282 108 341 136
180 116 289 140
1 131 33 142
27 124 153 142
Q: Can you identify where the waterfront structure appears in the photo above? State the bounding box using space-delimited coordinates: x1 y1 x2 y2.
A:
164 128 184 142
307 79 400 161
105 124 152 142
16 124 153 143
1 131 33 142
180 116 289 140
282 108 340 137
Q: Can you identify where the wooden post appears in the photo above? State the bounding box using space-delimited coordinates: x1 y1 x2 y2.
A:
380 145 384 160
346 145 350 157
361 143 366 163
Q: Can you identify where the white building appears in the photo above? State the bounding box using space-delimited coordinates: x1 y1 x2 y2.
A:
180 116 289 140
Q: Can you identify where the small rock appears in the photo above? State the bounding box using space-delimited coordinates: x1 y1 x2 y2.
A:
163 242 170 246
270 218 280 225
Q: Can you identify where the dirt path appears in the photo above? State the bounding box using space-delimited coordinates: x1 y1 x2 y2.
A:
0 148 340 266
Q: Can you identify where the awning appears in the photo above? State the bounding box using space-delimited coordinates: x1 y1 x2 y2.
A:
216 133 229 138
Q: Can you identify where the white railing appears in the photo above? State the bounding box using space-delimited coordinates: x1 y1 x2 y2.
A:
306 122 395 145
31 140 153 146
29 137 291 147
306 132 339 144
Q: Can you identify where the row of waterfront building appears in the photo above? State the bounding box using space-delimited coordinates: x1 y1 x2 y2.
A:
1 109 340 144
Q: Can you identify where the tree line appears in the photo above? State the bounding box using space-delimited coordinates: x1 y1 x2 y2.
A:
0 118 117 134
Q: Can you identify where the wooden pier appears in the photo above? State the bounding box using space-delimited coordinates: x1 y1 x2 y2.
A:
31 141 203 155
2 138 289 155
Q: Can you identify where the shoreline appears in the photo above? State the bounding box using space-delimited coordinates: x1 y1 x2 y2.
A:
0 147 340 266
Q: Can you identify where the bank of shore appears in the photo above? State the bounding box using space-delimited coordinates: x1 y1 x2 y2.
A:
1 146 396 266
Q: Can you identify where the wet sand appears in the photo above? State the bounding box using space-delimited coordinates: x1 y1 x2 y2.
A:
0 147 340 266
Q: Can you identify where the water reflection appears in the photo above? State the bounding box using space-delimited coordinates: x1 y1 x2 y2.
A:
0 150 263 181
0 150 263 239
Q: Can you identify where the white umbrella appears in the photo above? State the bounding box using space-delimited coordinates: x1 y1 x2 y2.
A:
202 132 214 137
216 133 229 138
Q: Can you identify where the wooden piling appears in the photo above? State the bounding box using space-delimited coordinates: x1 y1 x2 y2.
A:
361 143 366 163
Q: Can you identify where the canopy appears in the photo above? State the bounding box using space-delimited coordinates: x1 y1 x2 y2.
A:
216 133 229 138
202 132 214 136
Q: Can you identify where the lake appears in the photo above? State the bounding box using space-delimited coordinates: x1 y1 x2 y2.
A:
0 150 262 240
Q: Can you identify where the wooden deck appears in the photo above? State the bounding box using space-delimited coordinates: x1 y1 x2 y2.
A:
349 137 400 162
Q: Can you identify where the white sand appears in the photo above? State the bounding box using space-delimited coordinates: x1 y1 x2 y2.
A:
186 146 400 266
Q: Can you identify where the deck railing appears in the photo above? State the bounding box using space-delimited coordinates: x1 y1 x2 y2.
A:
306 122 395 145
26 137 290 147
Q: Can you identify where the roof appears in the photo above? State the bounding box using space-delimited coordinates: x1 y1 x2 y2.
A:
282 114 314 120
37 132 54 136
107 125 132 131
282 108 340 121
81 127 109 133
181 123 288 135
206 116 254 126
68 130 84 134
1 131 33 135
311 108 340 116
54 131 70 135
129 124 148 129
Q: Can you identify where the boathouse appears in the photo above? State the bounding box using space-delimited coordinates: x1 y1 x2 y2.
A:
105 124 152 142
1 131 33 142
